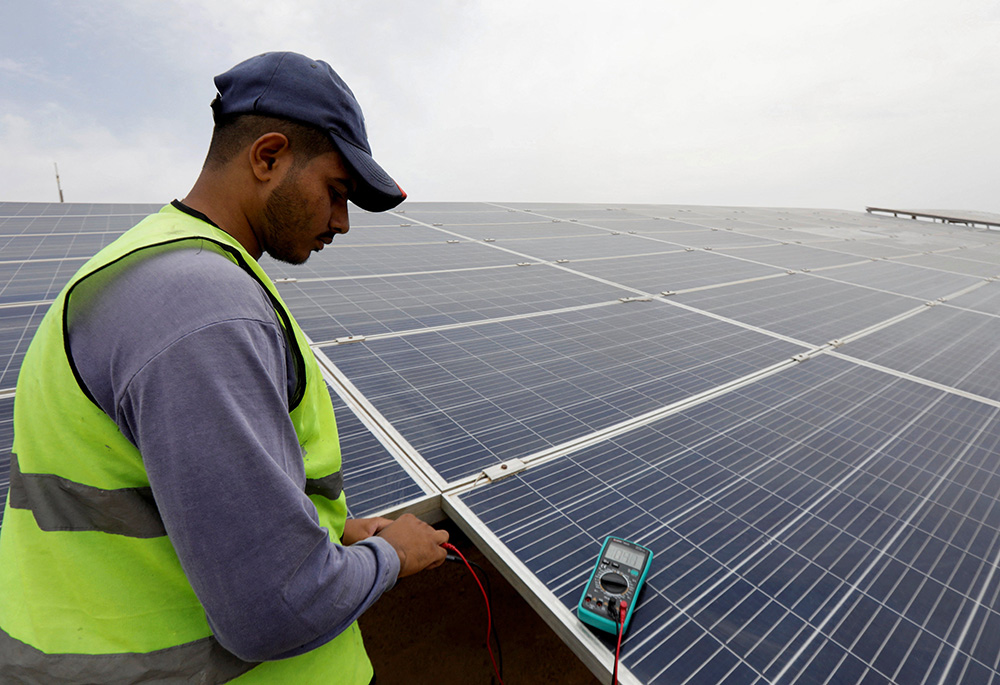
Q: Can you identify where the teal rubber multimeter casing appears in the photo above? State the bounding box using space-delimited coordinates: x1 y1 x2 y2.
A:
577 536 653 634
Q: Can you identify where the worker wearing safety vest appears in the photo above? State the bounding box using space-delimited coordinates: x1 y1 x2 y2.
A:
0 52 448 684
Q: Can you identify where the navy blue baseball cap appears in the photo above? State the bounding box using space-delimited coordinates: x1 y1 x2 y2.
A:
211 52 406 212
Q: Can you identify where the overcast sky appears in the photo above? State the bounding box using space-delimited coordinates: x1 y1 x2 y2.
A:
2 1 998 213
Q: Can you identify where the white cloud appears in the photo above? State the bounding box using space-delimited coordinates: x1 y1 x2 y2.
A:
3 0 999 211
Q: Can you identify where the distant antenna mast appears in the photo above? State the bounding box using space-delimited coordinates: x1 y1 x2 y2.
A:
54 162 64 203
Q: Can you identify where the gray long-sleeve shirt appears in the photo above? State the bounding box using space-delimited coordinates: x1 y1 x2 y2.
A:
65 237 399 662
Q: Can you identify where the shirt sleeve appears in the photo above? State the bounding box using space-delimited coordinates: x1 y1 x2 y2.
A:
68 245 400 661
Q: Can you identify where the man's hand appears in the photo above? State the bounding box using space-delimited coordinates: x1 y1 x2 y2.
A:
375 513 449 577
342 517 393 545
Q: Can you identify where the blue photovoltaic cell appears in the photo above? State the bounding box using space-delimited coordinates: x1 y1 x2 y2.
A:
818 261 981 300
840 306 1000 403
651 229 781 250
0 396 12 528
948 281 1000 316
321 303 804 483
675 275 922 345
328 385 425 518
0 304 48 390
431 221 610 241
460 355 1000 684
796 240 919 260
506 206 638 220
261 241 518 280
715 243 869 271
566 250 784 294
0 233 119 261
0 259 85 304
0 202 160 219
278 265 632 343
0 213 149 235
488 234 684 261
896 253 1000 279
568 218 681 233
398 209 548 225
322 225 455 245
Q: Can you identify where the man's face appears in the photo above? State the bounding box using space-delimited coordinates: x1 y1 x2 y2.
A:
258 149 355 265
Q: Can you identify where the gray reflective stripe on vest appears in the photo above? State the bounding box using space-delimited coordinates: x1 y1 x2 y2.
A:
304 470 344 501
6 455 167 538
10 454 343 536
0 625 257 684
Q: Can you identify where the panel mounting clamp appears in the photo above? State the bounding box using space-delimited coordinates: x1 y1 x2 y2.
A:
333 335 367 345
619 296 652 303
274 277 298 283
480 459 527 483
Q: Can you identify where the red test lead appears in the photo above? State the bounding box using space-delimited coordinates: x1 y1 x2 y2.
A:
442 542 504 685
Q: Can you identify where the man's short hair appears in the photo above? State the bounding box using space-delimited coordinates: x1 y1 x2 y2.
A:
203 114 335 170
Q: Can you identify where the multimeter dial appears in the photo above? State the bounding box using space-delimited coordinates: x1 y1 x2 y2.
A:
600 572 629 595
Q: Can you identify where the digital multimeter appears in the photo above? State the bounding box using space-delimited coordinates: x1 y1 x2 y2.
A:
578 536 653 634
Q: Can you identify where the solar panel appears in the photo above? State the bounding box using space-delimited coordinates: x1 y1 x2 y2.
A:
948 281 1000 316
0 304 48 391
0 396 12 528
456 355 1000 684
327 384 429 518
815 260 982 300
0 259 85 305
430 221 611 240
895 253 1000 279
838 305 1000 403
673 275 922 345
276 265 634 344
319 303 804 483
485 234 685 261
323 225 453 245
715 243 871 271
261 241 519 280
565 250 785 294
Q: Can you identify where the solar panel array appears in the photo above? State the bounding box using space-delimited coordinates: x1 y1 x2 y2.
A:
3 200 1000 683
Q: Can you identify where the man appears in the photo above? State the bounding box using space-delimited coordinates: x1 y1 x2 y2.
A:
0 52 447 683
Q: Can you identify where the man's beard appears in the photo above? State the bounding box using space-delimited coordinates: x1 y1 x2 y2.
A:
260 171 314 265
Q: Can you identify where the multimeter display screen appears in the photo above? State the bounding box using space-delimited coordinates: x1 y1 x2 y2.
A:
605 541 645 568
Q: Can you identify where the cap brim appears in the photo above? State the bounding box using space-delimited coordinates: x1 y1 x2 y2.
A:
329 134 406 212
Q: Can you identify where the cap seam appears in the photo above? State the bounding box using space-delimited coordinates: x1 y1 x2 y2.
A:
253 52 289 112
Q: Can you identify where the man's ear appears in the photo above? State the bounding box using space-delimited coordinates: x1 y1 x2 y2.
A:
249 132 292 182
